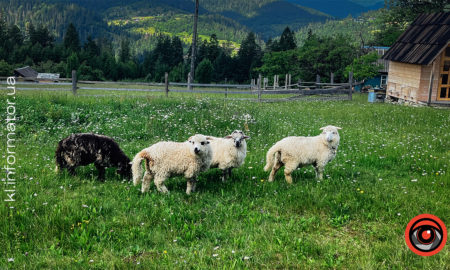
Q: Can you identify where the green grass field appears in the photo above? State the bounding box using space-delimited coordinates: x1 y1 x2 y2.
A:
1 90 449 269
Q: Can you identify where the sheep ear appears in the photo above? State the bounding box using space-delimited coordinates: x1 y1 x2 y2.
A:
243 136 250 139
188 136 193 141
319 127 325 130
206 136 214 141
335 126 342 130
224 135 233 139
129 162 133 165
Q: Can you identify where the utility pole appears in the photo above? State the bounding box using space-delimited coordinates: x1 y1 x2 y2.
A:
189 0 199 90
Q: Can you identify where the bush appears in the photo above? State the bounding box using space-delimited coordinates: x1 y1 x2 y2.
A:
195 59 214 84
0 60 13 76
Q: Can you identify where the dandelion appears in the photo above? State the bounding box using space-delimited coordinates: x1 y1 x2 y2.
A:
243 256 250 260
163 250 167 254
360 190 364 194
212 254 219 257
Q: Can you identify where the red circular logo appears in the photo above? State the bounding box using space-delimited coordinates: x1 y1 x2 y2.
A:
405 214 447 256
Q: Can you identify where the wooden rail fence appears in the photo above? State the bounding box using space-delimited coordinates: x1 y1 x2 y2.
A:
1 71 356 102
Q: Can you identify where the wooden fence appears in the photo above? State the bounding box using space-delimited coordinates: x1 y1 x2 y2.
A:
1 71 355 102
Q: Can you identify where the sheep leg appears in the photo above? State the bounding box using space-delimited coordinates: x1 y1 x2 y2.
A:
268 162 282 182
141 172 154 193
316 166 324 180
186 178 197 195
67 166 76 176
154 176 169 194
284 170 293 184
95 164 106 181
227 168 233 178
221 169 231 182
221 170 227 182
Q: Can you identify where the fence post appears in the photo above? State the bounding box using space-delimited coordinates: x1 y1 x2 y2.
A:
225 78 228 98
330 72 334 84
285 74 288 90
348 71 353 101
316 74 320 88
258 74 262 102
72 70 77 95
288 74 291 90
187 72 191 91
165 72 169 97
297 79 302 89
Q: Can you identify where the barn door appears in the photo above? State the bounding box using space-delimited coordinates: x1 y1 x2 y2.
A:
438 46 450 100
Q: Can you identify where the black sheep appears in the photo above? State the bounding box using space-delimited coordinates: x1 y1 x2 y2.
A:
55 133 131 181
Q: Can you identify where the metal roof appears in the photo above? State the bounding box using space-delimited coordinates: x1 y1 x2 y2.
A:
14 66 38 78
382 12 450 65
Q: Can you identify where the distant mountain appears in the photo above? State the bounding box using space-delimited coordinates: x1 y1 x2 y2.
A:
0 0 333 44
221 1 330 39
287 0 384 18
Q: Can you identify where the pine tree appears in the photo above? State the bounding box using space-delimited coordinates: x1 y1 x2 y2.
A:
278 27 296 51
64 23 80 53
119 38 131 63
236 32 262 82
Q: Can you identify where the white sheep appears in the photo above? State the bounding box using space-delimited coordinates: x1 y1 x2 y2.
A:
264 125 342 183
131 134 213 194
209 130 249 181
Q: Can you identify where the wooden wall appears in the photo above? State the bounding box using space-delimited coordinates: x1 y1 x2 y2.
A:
418 54 441 102
386 61 422 102
386 55 441 103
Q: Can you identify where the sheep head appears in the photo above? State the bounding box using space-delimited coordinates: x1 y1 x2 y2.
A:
187 134 213 156
225 130 250 148
319 125 342 146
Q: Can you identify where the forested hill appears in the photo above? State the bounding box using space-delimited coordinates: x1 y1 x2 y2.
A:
287 0 384 18
0 0 332 44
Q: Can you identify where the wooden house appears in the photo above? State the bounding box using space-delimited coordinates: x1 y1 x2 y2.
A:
382 12 450 105
356 46 390 91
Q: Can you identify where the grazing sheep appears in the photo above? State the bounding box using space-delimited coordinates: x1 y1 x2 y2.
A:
55 133 131 181
264 125 342 183
132 134 213 194
209 130 249 181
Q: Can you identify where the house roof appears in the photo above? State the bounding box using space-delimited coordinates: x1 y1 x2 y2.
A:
382 12 450 65
14 66 38 78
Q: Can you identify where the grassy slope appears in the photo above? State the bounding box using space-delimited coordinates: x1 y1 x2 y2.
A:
1 91 449 269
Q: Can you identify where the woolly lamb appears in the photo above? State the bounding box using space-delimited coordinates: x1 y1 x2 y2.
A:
209 130 249 181
55 133 131 181
264 125 342 183
132 134 213 194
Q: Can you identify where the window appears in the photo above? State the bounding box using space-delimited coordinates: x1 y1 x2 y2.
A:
381 75 387 86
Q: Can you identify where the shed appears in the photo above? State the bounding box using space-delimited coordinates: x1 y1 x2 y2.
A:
382 12 450 105
14 66 38 79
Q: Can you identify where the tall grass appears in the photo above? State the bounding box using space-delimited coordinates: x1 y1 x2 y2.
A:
1 91 449 269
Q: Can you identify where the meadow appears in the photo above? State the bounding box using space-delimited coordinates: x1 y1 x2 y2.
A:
1 90 449 269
